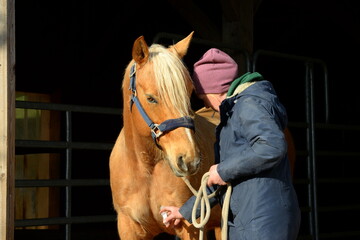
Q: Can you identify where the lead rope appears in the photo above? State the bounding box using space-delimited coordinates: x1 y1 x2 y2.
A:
182 172 232 240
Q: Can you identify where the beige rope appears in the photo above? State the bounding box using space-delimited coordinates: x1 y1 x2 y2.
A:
182 172 232 240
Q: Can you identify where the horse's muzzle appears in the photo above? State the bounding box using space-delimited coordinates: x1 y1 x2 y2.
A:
173 155 201 177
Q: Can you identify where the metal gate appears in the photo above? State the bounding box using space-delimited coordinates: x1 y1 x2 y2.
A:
15 101 120 240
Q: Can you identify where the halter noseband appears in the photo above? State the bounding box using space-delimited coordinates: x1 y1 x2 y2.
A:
129 63 195 148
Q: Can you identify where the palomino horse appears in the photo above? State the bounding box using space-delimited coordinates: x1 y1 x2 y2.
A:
109 31 297 240
109 32 222 240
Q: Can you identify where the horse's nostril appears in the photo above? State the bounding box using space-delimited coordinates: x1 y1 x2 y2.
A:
177 155 188 172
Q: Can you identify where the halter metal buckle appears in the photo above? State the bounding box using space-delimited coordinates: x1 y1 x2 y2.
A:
151 124 163 138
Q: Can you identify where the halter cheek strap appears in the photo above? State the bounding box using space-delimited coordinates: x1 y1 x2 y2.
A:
129 64 195 147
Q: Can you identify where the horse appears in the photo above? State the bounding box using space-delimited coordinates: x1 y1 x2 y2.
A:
109 31 297 240
109 32 222 240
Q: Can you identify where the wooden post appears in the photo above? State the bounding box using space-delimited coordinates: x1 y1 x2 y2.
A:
0 0 15 239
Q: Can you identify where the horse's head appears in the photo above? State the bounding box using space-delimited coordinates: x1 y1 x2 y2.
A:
122 32 201 177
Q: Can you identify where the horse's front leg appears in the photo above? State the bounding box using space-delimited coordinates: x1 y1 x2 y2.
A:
117 212 153 240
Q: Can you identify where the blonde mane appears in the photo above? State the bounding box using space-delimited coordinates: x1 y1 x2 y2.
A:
149 44 193 117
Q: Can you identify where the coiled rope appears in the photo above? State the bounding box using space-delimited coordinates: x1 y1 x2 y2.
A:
182 172 232 240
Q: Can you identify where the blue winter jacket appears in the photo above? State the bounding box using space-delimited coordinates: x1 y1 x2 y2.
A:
180 79 301 239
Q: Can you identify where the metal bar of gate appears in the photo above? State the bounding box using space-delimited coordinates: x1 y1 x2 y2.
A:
15 215 116 227
65 110 72 240
305 62 319 240
15 101 120 115
15 101 121 239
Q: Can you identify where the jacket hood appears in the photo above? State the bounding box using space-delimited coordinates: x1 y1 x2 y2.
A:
226 80 288 130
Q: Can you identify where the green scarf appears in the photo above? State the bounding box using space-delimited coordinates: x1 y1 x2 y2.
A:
227 72 264 97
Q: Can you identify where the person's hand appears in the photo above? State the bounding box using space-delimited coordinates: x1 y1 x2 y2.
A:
159 206 184 228
207 164 227 186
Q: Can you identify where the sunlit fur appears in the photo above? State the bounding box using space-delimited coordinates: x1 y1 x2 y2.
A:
111 33 223 240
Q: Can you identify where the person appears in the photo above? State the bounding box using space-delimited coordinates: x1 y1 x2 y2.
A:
160 48 301 239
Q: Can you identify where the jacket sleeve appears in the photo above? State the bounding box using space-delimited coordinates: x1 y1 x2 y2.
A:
179 185 219 223
217 96 287 183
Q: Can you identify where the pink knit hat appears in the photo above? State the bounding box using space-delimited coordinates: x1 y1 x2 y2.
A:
192 48 238 94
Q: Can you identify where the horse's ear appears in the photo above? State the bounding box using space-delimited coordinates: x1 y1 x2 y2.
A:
132 36 149 66
169 31 194 59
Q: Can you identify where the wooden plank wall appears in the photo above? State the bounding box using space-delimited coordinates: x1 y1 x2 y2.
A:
0 0 15 239
15 92 61 229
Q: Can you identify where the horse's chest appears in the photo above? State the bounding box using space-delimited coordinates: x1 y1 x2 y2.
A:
118 183 153 223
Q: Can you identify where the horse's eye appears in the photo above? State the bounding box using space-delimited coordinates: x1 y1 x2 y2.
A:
146 95 158 104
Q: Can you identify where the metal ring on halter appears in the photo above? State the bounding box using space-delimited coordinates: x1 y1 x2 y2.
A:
151 124 163 139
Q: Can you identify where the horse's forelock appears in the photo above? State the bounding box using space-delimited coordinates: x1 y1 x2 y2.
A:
149 44 193 117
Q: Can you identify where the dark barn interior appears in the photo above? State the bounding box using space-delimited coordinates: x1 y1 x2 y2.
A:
12 0 360 240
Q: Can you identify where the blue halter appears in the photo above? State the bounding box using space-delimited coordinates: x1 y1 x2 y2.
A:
129 64 195 148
